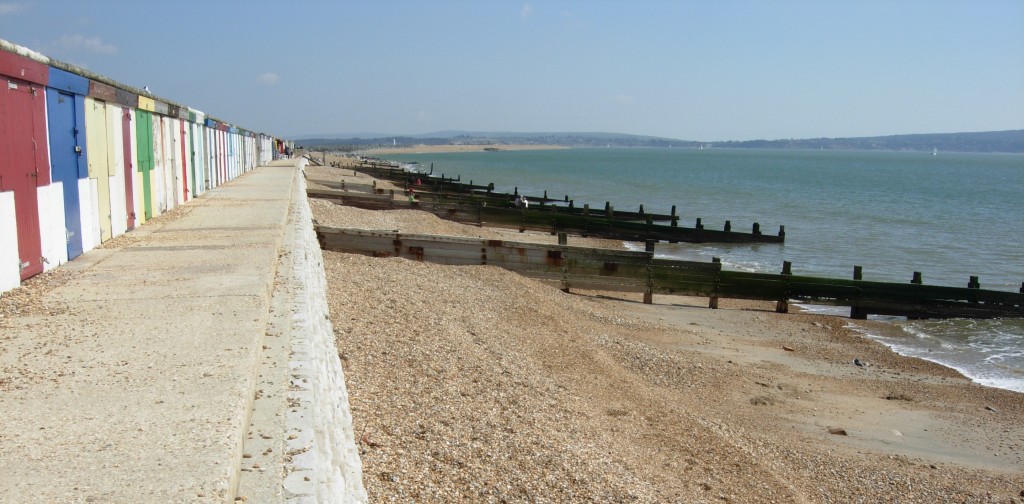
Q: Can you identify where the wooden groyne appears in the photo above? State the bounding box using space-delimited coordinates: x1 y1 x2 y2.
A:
315 161 785 244
316 226 1024 320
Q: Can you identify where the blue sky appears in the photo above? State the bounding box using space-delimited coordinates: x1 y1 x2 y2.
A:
2 0 1022 141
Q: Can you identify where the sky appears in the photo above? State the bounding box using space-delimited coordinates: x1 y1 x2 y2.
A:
1 0 1022 141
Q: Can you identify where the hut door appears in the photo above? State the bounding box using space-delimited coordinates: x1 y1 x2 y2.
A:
121 107 136 230
0 78 45 279
46 90 87 260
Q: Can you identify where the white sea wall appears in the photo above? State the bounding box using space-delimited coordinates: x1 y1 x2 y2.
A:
284 157 366 503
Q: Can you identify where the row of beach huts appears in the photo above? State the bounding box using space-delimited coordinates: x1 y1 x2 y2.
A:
1 39 292 295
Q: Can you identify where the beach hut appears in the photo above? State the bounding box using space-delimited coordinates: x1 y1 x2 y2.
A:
136 96 156 221
84 97 112 243
153 113 170 215
188 108 207 196
105 101 128 238
114 87 138 230
0 50 50 287
45 67 90 261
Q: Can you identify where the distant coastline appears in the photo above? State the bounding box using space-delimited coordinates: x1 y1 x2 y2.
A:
355 144 568 155
297 129 1024 154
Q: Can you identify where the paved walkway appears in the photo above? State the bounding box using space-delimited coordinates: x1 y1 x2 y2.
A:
0 161 364 503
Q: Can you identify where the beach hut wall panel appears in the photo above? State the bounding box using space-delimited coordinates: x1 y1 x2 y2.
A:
121 107 137 230
84 97 113 242
153 116 169 214
188 120 204 197
45 68 89 260
135 110 155 221
153 100 169 116
167 116 183 208
178 119 189 202
0 192 18 291
1 52 51 281
114 87 137 108
137 95 155 112
106 102 128 238
36 178 68 271
88 80 116 102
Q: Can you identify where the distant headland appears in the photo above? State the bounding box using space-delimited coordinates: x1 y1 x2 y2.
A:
294 129 1023 154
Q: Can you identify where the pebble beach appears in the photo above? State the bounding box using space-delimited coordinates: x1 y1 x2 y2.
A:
310 156 1024 503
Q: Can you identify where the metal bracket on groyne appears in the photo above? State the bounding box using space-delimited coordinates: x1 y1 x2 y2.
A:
315 226 1024 320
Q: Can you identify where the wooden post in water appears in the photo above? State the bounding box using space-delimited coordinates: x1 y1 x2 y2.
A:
778 225 785 239
753 222 761 236
912 272 923 284
696 218 703 230
724 220 731 233
709 257 721 309
968 276 980 289
853 266 863 280
671 205 679 228
639 204 645 215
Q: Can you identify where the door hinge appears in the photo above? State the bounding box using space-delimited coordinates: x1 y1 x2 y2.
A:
19 260 29 272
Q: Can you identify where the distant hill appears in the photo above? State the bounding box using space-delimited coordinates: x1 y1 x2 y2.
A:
710 130 1024 153
294 130 1024 153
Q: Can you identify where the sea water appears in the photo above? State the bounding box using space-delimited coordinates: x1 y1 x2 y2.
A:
384 148 1024 393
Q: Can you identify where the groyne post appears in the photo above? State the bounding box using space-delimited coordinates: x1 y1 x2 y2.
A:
644 239 656 304
709 257 721 309
853 266 863 280
912 272 923 284
776 261 792 313
724 220 731 233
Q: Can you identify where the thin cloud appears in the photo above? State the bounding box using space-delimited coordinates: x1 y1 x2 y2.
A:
520 3 532 20
257 72 280 85
56 34 118 54
0 3 26 15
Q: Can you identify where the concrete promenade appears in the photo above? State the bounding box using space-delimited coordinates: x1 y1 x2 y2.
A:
0 161 365 503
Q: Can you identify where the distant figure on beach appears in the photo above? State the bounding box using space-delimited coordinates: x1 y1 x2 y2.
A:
415 177 422 186
521 197 529 209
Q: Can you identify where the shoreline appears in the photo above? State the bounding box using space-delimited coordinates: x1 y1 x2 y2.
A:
308 161 1024 502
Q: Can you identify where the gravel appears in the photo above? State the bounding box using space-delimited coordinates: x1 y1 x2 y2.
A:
311 170 1024 503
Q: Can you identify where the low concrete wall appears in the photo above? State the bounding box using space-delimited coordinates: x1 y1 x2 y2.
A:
284 158 366 502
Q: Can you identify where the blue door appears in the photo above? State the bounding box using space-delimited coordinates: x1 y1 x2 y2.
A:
46 74 89 260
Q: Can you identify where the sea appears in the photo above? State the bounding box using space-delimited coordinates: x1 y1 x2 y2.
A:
382 147 1024 393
